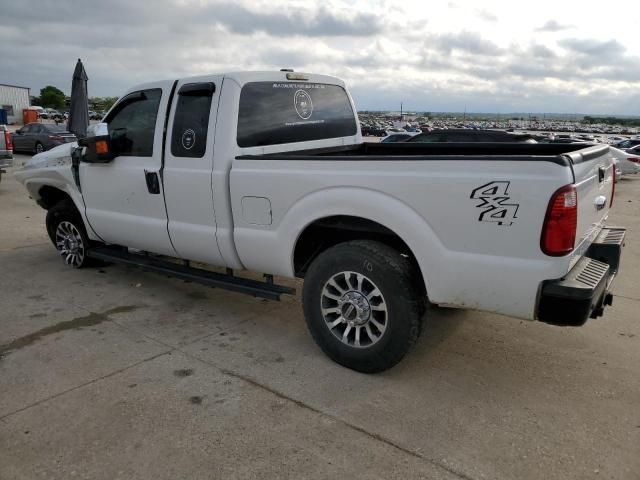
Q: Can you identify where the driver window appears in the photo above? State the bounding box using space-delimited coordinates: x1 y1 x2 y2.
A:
105 89 162 157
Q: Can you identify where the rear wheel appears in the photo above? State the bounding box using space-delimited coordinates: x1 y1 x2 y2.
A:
302 240 423 373
46 200 99 268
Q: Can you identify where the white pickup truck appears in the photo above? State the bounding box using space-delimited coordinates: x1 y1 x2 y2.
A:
16 71 625 372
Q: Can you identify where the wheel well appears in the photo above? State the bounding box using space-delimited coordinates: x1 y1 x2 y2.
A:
38 186 73 210
293 215 425 288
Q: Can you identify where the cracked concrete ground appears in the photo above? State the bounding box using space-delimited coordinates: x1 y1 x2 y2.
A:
1 154 639 479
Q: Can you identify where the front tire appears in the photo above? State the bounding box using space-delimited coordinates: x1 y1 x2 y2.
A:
46 200 96 268
35 142 44 154
302 240 423 373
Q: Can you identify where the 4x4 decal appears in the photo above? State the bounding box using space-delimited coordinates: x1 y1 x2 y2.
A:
470 181 519 226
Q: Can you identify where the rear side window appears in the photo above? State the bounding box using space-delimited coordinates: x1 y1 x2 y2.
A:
105 88 161 157
237 82 357 148
171 82 215 158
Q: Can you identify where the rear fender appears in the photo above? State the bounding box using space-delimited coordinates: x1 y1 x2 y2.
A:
235 187 443 298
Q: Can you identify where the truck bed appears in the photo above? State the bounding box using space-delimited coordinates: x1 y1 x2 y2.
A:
231 140 614 321
238 142 608 165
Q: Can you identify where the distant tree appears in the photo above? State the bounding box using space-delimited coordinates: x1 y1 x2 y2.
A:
102 96 118 110
88 96 119 112
40 86 66 110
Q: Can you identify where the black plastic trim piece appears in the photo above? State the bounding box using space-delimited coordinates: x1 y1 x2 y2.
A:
235 142 590 166
178 82 215 96
87 246 295 301
538 256 610 326
586 227 626 274
538 228 625 327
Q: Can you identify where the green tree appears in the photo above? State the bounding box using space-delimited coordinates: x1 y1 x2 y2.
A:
102 97 118 110
40 86 66 110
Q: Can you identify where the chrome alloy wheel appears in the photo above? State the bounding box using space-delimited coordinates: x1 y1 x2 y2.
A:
55 221 85 267
320 271 388 348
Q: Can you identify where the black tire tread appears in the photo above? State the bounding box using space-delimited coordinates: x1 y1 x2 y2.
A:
45 199 100 268
303 240 423 373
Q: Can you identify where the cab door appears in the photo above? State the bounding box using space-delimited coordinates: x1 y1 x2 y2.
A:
162 76 225 266
79 81 177 256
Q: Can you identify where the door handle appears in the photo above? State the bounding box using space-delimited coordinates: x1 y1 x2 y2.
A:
145 170 160 194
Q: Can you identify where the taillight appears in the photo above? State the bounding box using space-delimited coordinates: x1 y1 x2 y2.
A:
628 157 640 163
4 131 11 150
48 135 64 141
541 184 577 256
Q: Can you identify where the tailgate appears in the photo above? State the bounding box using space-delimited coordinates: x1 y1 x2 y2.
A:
565 144 615 264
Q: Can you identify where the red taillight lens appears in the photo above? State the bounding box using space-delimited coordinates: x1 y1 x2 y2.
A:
48 135 63 141
628 157 640 163
541 184 577 256
4 131 11 150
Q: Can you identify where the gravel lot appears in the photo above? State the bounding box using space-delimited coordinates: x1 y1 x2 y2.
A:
1 153 639 480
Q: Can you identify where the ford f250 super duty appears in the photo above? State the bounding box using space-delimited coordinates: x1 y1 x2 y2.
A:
15 71 625 372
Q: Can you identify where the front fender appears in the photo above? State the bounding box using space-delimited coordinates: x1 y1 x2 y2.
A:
14 153 100 242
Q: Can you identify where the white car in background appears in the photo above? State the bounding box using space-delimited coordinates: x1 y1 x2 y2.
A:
610 146 640 176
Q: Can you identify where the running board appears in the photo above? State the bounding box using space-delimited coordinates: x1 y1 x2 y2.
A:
88 247 295 301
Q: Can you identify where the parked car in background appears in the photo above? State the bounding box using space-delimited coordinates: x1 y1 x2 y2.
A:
11 123 77 154
360 125 387 136
614 138 640 150
407 129 537 143
0 124 14 183
609 146 640 176
624 144 640 156
50 111 65 122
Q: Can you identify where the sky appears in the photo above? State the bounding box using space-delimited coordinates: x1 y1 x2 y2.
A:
1 0 639 114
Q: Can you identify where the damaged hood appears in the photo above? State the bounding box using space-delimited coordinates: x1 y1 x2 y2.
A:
21 142 78 170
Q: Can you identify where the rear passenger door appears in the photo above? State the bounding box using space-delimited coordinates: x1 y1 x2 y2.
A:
162 76 225 266
79 82 178 256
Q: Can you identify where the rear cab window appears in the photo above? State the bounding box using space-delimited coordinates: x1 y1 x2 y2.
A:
237 82 357 148
171 82 215 158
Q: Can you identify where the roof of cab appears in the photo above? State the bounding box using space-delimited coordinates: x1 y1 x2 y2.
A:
125 71 346 96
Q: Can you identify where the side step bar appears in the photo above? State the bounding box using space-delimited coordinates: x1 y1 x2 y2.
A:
88 246 295 301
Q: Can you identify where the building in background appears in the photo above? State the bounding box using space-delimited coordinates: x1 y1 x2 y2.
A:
0 83 30 124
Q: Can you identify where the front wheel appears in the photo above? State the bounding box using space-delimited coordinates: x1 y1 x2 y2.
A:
46 200 96 268
302 240 423 373
35 142 44 154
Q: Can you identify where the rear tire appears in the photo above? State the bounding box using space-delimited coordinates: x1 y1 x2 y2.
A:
302 240 423 373
46 200 99 268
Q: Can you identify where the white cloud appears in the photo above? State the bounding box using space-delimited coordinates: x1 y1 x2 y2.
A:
1 0 639 114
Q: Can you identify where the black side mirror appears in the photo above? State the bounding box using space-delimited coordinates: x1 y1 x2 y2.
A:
82 136 115 163
81 123 115 163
